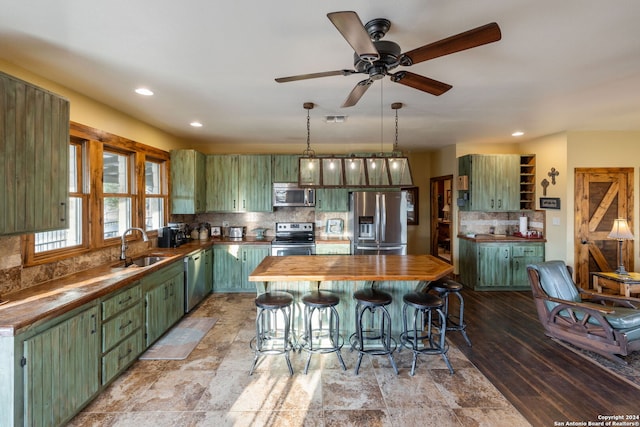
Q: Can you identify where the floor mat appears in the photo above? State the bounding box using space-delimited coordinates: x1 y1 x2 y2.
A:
140 317 217 360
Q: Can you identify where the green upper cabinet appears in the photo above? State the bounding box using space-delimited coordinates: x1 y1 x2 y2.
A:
458 154 520 211
206 154 272 212
206 155 239 212
238 155 272 212
170 149 206 214
272 154 299 183
316 188 349 212
0 72 70 235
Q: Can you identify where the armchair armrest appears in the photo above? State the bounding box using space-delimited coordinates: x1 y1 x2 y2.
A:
545 296 616 315
580 289 640 309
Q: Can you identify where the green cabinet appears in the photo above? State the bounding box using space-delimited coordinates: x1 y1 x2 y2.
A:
511 244 545 287
143 261 185 346
458 154 520 211
272 154 299 182
459 239 544 290
316 188 349 212
170 149 206 214
206 155 272 212
100 282 144 385
213 244 269 292
22 304 100 427
0 72 70 235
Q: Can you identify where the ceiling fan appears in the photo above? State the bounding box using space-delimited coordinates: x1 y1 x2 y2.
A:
275 11 501 107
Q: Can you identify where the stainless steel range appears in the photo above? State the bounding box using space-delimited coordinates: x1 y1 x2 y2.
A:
271 222 316 256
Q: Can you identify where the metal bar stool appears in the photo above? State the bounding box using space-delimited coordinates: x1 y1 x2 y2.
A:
427 279 472 347
349 287 398 375
299 290 347 374
400 291 454 375
249 291 294 376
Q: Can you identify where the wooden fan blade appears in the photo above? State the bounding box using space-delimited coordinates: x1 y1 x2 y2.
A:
391 71 452 96
341 79 373 107
275 70 354 83
402 22 501 65
328 11 379 62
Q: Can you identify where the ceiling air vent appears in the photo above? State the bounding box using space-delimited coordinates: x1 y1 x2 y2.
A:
325 115 347 123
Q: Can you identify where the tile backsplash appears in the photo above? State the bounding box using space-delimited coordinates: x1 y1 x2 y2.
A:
458 210 545 236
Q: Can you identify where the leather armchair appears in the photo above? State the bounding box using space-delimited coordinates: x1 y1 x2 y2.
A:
527 260 640 364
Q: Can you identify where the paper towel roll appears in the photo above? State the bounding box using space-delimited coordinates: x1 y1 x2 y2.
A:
519 216 528 234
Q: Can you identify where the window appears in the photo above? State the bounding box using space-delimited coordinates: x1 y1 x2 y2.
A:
144 159 167 231
103 150 133 240
25 122 170 265
33 140 87 253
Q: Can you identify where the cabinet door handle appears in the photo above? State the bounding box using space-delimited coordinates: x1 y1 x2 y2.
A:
118 348 133 361
91 313 97 334
491 199 495 209
59 201 66 223
119 320 133 330
233 199 236 209
498 199 502 209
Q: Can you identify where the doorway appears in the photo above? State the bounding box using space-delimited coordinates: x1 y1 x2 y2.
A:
431 175 453 263
574 168 634 288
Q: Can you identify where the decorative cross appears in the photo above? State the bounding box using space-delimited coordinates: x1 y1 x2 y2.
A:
541 178 549 196
548 167 559 185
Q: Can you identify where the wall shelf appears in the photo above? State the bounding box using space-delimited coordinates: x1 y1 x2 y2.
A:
520 154 536 210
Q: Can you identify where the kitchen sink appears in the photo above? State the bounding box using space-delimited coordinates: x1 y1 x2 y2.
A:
112 256 169 270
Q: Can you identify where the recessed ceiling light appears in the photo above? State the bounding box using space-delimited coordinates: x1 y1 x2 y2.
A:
135 88 154 96
512 131 524 137
190 121 203 128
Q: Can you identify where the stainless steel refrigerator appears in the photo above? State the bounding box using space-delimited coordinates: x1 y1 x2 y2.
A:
349 191 407 255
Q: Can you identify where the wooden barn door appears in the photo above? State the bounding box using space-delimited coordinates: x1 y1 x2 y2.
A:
574 168 634 288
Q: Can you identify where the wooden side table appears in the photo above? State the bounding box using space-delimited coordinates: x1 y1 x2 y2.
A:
591 272 640 297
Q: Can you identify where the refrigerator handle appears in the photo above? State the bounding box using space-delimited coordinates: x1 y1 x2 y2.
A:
375 193 380 243
380 193 386 242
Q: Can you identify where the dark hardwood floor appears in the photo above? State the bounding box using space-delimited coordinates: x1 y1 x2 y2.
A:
446 289 639 427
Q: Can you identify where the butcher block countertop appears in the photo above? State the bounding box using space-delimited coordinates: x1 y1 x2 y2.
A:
249 255 453 283
0 240 218 337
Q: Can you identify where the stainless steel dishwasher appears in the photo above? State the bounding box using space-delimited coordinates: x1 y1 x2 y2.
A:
184 251 206 312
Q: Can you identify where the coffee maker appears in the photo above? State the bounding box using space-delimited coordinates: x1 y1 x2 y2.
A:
158 226 178 248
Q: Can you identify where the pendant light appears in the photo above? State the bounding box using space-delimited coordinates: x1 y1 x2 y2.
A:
388 102 413 186
298 102 321 186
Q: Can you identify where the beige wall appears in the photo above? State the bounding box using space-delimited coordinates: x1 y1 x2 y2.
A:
406 151 432 254
0 60 188 151
519 133 568 262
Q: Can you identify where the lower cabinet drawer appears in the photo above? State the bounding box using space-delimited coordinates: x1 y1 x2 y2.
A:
102 328 144 385
102 302 143 352
102 283 142 320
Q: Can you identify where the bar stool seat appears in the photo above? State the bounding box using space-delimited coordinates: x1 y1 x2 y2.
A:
350 288 398 375
428 279 472 347
299 291 346 374
400 291 454 375
250 291 294 376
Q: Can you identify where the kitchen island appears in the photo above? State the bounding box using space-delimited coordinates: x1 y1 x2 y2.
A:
248 255 453 335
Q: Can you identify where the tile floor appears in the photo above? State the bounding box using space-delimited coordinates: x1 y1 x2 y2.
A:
69 293 531 427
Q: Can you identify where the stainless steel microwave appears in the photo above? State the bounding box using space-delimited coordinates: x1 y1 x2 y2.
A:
273 183 315 207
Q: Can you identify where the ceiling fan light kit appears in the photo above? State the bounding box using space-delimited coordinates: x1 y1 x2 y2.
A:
276 11 502 108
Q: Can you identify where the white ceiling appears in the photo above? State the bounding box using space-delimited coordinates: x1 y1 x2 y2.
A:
1 1 640 153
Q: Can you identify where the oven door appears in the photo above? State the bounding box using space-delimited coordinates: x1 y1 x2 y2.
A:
271 244 316 256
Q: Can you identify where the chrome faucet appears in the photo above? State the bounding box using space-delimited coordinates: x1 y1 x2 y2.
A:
120 227 149 260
